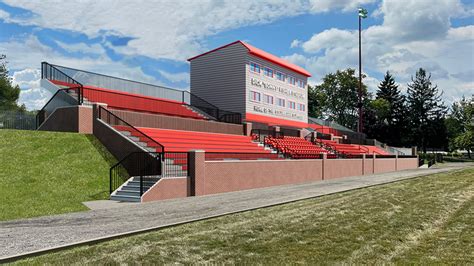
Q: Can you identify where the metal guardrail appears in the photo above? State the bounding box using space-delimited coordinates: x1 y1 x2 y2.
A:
0 111 36 130
49 63 242 124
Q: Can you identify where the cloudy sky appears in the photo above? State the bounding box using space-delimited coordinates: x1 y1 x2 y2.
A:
0 0 472 110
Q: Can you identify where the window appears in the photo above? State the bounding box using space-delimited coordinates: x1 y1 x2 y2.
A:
288 101 296 109
250 62 260 73
277 98 285 107
263 94 274 105
250 91 261 102
298 79 305 88
276 71 286 82
263 67 274 78
298 103 305 111
288 76 296 85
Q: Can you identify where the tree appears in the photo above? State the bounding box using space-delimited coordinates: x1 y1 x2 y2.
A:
313 69 369 130
0 55 23 111
364 71 409 146
406 68 447 153
448 96 474 158
307 84 326 118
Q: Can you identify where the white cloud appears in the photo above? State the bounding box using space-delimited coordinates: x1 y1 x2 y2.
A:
308 0 377 13
158 70 189 84
286 0 474 104
1 35 165 110
55 41 105 55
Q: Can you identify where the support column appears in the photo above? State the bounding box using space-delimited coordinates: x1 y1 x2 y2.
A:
188 150 206 196
362 154 366 175
395 154 398 171
372 153 376 174
322 153 327 180
244 122 253 136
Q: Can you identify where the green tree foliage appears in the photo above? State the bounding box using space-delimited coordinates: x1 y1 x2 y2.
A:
313 68 368 130
365 72 408 146
0 55 24 111
406 68 447 153
447 96 474 158
307 84 326 118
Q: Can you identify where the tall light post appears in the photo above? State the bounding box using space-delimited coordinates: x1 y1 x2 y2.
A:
358 7 368 133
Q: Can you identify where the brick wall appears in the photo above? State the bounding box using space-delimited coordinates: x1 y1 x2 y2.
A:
109 109 244 135
38 106 92 134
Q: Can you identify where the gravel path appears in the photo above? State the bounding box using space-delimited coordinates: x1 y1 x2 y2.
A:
0 163 471 261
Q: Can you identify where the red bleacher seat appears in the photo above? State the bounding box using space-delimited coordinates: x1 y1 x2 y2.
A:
114 126 279 161
264 136 333 159
316 139 391 155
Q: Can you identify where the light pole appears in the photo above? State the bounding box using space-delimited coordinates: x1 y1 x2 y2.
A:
358 7 368 133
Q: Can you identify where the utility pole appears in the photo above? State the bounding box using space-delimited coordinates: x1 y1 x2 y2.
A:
358 7 368 133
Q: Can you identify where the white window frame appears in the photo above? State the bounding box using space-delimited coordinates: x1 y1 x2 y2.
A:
263 94 274 105
250 90 261 102
263 67 274 78
277 97 285 107
250 62 261 74
276 71 286 82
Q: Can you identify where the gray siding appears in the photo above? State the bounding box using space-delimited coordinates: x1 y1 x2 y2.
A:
245 54 308 125
190 43 247 115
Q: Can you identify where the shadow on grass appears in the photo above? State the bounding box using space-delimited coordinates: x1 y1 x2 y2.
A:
85 134 118 168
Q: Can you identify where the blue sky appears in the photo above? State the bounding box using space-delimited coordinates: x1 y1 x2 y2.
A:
0 0 472 110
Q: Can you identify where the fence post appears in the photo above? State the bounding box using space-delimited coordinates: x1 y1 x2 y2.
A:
322 153 327 180
372 154 376 174
362 154 366 175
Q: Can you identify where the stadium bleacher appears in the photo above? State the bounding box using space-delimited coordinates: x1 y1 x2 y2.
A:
316 139 390 155
50 80 207 120
265 136 334 159
114 126 280 160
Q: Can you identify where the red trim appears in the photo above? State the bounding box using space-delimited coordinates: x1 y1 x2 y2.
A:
245 113 308 128
187 40 311 77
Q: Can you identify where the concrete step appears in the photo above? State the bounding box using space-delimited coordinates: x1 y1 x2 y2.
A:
110 194 141 202
115 190 141 196
127 180 157 187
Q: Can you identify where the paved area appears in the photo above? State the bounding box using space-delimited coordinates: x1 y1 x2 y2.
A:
82 200 138 210
0 163 471 260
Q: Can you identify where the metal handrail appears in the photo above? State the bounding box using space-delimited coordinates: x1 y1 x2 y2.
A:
98 106 165 153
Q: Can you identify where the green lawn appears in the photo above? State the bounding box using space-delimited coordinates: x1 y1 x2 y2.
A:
14 167 474 264
0 129 116 221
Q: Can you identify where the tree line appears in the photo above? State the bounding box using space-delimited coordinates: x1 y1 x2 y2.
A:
308 68 473 156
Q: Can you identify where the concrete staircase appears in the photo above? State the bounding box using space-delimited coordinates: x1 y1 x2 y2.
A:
110 176 161 202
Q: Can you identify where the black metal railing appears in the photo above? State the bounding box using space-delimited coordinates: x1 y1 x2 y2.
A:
110 152 162 195
41 62 83 104
36 88 80 128
36 62 85 128
47 63 242 124
98 106 165 153
163 152 189 177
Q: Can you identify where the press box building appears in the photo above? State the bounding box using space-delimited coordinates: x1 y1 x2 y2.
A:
188 40 311 129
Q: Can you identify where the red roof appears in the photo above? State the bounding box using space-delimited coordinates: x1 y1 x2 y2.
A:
188 40 311 77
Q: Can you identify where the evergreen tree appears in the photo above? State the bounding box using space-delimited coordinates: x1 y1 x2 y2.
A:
373 71 407 146
0 54 22 111
406 68 447 153
449 96 474 158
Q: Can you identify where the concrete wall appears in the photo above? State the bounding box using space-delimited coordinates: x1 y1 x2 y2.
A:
92 106 146 161
110 109 244 135
141 153 418 202
142 177 190 202
38 105 92 134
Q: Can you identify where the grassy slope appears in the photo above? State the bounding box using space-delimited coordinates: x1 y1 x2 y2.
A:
15 167 474 264
0 129 116 221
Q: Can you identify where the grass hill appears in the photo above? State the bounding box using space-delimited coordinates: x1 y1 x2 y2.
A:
0 129 116 221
